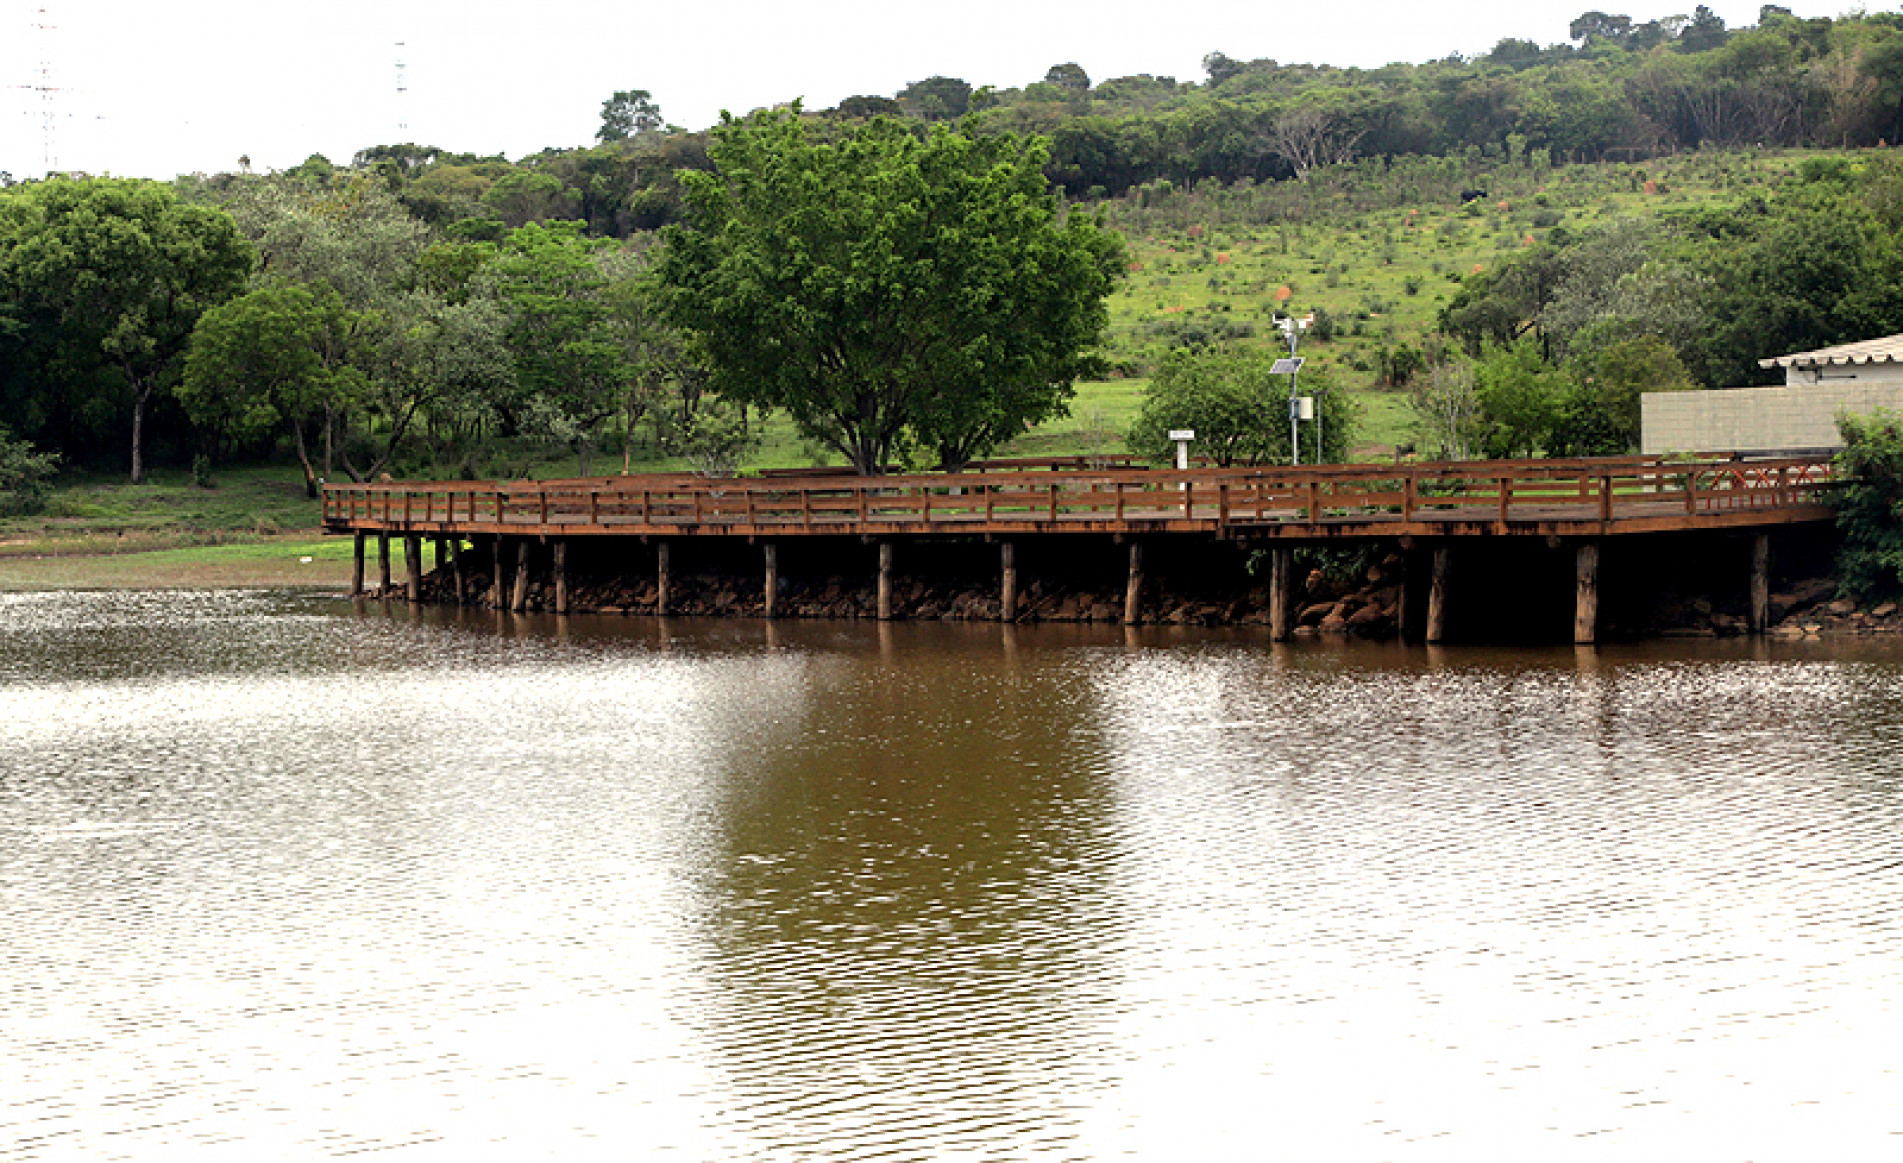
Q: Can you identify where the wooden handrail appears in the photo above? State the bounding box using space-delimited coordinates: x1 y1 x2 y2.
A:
320 455 1838 536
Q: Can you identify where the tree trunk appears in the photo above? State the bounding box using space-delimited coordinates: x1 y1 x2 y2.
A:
129 382 151 485
290 421 319 499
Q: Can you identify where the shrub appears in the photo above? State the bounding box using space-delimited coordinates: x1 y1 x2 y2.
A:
1834 409 1903 597
0 427 59 516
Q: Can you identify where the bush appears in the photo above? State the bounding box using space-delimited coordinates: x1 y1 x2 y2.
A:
0 427 59 516
1834 409 1903 597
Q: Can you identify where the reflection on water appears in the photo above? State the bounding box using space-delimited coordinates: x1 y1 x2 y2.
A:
4 591 1903 1159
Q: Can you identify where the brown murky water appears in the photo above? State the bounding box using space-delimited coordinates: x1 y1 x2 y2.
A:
4 591 1903 1159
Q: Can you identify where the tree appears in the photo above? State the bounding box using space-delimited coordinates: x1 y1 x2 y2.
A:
1411 360 1483 462
897 76 973 121
1550 334 1696 455
598 90 663 143
179 282 363 495
1264 105 1366 181
1044 63 1090 93
1472 336 1568 458
655 109 1125 473
1129 347 1355 466
482 221 633 475
1570 11 1635 48
834 95 903 119
0 178 251 483
1202 52 1244 86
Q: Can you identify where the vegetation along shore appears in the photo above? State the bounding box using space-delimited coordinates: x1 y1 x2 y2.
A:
6 7 1903 622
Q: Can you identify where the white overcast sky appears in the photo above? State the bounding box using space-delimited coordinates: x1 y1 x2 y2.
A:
0 0 1852 181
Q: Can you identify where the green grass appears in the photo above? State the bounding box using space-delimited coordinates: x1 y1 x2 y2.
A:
0 537 354 591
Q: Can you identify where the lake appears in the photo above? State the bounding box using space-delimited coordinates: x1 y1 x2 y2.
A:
4 590 1902 1159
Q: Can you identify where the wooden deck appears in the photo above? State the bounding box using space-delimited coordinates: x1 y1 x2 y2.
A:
322 454 1837 542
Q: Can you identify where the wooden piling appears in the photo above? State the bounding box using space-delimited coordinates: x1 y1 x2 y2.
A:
1426 544 1451 644
656 540 671 617
1574 541 1600 646
449 539 464 606
1749 533 1770 635
1123 540 1144 626
433 537 447 576
999 541 1018 623
405 534 423 602
877 540 895 621
351 531 366 597
493 535 507 609
553 539 570 616
511 539 532 612
763 543 779 620
376 533 392 597
1269 544 1294 642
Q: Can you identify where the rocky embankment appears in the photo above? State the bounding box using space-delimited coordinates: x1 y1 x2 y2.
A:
400 551 1412 635
384 549 1894 641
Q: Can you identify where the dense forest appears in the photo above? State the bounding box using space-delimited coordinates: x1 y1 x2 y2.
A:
4 5 1903 500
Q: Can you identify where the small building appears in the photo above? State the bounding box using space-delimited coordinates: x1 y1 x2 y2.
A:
1642 333 1903 454
1760 333 1903 387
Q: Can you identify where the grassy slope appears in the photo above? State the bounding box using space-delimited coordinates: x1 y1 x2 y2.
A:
2 150 1823 587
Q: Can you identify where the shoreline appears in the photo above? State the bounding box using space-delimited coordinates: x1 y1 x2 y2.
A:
7 539 1896 643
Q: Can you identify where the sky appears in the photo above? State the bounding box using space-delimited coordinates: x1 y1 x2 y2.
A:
0 0 1853 181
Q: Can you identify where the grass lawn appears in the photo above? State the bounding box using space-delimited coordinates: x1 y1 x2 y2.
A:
0 537 355 591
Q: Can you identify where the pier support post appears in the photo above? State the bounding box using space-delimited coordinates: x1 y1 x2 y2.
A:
656 540 671 617
1427 544 1451 644
763 543 779 620
1000 541 1018 623
877 540 895 621
376 533 392 598
434 537 447 576
511 539 532 612
1123 540 1144 626
1749 533 1771 635
351 532 366 597
1574 541 1600 646
493 535 506 609
405 534 423 602
1269 545 1294 641
450 539 464 606
553 539 570 616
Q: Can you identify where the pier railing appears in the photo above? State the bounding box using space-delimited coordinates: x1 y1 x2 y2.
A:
321 454 1836 537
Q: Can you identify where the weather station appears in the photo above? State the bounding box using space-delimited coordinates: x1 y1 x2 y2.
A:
1273 312 1314 465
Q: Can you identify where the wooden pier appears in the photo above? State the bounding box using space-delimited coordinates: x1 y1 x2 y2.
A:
322 454 1838 644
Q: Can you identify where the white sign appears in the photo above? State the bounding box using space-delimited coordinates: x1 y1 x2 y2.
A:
1168 429 1196 442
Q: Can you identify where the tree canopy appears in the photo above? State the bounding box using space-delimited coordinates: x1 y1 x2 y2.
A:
655 109 1125 473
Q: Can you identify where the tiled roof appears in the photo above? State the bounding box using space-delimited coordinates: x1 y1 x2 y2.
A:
1758 333 1903 370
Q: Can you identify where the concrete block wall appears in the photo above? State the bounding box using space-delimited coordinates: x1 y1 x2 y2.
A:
1641 384 1903 453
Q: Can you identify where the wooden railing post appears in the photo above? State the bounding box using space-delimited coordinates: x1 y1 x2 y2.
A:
1497 476 1511 523
1403 476 1416 521
1598 476 1614 522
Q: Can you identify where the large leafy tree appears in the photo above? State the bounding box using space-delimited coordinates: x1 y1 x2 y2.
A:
482 221 634 475
0 179 251 482
655 109 1124 473
598 90 664 143
179 282 364 495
